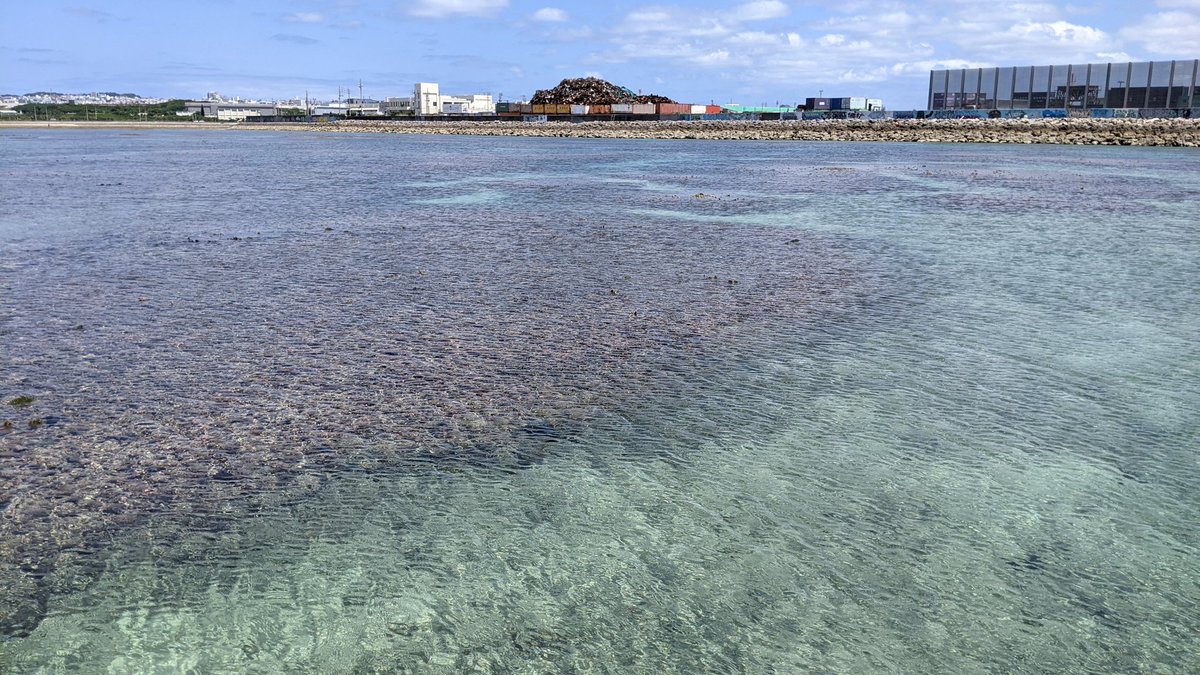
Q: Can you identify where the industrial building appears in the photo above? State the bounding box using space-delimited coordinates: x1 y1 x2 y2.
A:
803 97 884 112
380 97 414 115
929 59 1199 111
413 83 494 116
182 100 278 120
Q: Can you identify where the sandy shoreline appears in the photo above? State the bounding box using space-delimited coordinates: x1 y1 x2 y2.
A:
3 117 1199 146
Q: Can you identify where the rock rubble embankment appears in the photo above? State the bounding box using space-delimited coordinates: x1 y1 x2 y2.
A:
265 118 1200 146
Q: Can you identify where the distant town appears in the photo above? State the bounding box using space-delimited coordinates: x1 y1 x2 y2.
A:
3 57 1196 123
1 81 885 122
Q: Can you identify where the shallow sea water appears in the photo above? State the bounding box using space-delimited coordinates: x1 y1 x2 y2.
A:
1 130 1198 673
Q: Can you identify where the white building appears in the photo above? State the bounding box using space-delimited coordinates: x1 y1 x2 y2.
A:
413 83 493 116
414 83 442 116
441 94 493 114
312 103 348 116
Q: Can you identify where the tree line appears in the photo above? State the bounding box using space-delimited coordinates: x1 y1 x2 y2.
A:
13 99 189 120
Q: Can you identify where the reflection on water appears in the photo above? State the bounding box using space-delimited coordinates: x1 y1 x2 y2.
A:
1 132 1198 672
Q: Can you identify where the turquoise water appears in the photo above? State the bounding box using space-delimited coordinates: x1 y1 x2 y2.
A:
1 130 1198 672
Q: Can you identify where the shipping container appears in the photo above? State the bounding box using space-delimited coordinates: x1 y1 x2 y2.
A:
570 105 588 115
591 104 611 115
690 105 707 115
705 105 722 114
554 104 571 115
631 103 655 115
611 104 633 113
532 104 548 114
495 102 511 113
656 103 688 115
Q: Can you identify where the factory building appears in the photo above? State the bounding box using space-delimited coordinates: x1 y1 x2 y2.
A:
413 83 494 116
183 100 278 120
380 97 414 115
929 59 1199 111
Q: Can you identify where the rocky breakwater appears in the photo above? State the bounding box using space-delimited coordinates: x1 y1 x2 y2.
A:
278 118 1200 146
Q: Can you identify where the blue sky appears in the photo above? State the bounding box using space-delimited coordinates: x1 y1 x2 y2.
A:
2 1 1197 108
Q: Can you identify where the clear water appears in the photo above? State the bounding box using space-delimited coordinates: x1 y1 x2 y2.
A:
1 130 1197 673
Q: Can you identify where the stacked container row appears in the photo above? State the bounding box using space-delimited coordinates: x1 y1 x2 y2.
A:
656 103 690 115
496 102 735 116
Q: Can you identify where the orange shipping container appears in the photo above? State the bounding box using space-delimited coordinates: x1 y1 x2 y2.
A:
555 104 571 115
591 104 611 114
532 104 548 114
706 105 722 114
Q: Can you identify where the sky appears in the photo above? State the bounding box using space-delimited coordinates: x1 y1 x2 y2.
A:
2 1 1198 109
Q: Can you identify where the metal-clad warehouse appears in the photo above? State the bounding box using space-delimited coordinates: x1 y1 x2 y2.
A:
928 60 1199 111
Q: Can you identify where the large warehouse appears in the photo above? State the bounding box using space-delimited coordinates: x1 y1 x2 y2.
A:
929 59 1198 111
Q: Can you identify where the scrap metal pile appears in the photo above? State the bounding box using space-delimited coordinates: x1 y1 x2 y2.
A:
530 77 675 105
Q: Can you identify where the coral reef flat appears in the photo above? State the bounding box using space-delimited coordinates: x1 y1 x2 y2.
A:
1 130 1197 672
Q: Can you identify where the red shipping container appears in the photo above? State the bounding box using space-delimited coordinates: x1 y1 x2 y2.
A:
706 105 722 114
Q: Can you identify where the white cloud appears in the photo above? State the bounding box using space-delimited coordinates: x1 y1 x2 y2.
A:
408 0 509 19
962 20 1117 63
1120 10 1200 55
285 12 325 23
729 1 789 21
1006 20 1107 44
621 9 730 36
531 7 568 22
595 0 1180 107
693 50 732 66
730 31 781 45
